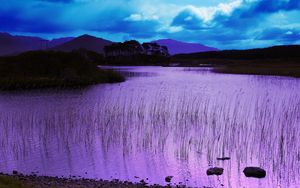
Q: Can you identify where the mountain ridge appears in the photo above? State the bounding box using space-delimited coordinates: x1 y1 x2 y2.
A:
0 33 75 56
0 33 220 56
50 34 113 54
152 39 219 55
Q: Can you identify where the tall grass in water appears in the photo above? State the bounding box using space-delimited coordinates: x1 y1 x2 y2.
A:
0 79 299 187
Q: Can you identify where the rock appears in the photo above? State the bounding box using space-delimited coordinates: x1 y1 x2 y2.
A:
165 176 173 182
217 157 230 161
243 167 266 178
12 170 18 175
206 167 224 176
140 179 147 185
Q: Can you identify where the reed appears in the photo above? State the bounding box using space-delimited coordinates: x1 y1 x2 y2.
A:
0 77 299 187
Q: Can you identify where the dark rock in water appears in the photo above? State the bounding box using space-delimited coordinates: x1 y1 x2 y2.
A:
217 157 230 161
206 167 224 176
243 167 266 178
165 176 173 182
140 179 147 185
12 170 18 175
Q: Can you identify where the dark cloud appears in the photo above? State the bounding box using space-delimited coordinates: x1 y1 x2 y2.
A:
251 0 300 14
258 28 300 43
0 1 71 33
90 18 160 38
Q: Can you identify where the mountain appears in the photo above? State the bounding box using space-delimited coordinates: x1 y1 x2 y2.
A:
0 33 75 56
0 32 48 56
51 34 113 54
48 37 74 48
152 39 218 55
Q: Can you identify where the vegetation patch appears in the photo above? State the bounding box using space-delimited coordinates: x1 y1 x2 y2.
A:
213 64 300 78
0 50 124 90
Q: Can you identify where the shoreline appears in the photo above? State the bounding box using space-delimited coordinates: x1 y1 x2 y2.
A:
0 172 171 188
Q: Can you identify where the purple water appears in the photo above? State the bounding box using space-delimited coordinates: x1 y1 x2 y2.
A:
0 67 299 187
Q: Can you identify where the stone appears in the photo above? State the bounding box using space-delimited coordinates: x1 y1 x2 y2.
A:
243 167 266 178
12 170 18 175
206 167 224 176
217 157 230 160
165 176 173 182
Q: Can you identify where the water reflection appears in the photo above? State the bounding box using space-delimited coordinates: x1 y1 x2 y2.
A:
0 67 299 188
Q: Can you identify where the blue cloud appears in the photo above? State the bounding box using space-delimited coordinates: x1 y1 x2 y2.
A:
0 0 159 37
0 1 73 33
171 8 206 30
38 0 74 3
169 0 300 48
258 28 300 43
252 0 300 13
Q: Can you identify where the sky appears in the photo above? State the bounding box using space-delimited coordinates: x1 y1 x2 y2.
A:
0 0 300 49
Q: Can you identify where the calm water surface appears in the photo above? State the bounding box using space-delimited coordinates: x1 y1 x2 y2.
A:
0 66 299 187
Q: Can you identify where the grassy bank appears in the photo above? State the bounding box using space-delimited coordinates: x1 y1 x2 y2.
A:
104 54 170 66
0 50 125 90
0 175 31 188
0 173 166 188
213 64 300 78
170 45 300 77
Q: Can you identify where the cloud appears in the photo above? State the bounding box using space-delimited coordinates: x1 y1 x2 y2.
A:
0 1 70 33
171 1 241 29
171 7 208 30
258 27 300 43
168 0 300 48
251 0 300 13
124 14 158 21
214 0 300 29
38 0 74 3
125 14 143 21
0 0 299 49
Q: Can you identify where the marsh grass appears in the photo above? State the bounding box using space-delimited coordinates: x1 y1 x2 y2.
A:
0 71 299 187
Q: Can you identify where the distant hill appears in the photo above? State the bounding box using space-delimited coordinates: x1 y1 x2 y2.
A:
173 45 300 60
172 45 300 66
152 39 218 55
0 33 47 56
48 37 74 48
51 34 113 54
0 33 75 56
0 33 113 56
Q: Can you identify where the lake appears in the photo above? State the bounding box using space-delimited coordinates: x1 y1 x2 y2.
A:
0 66 299 188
